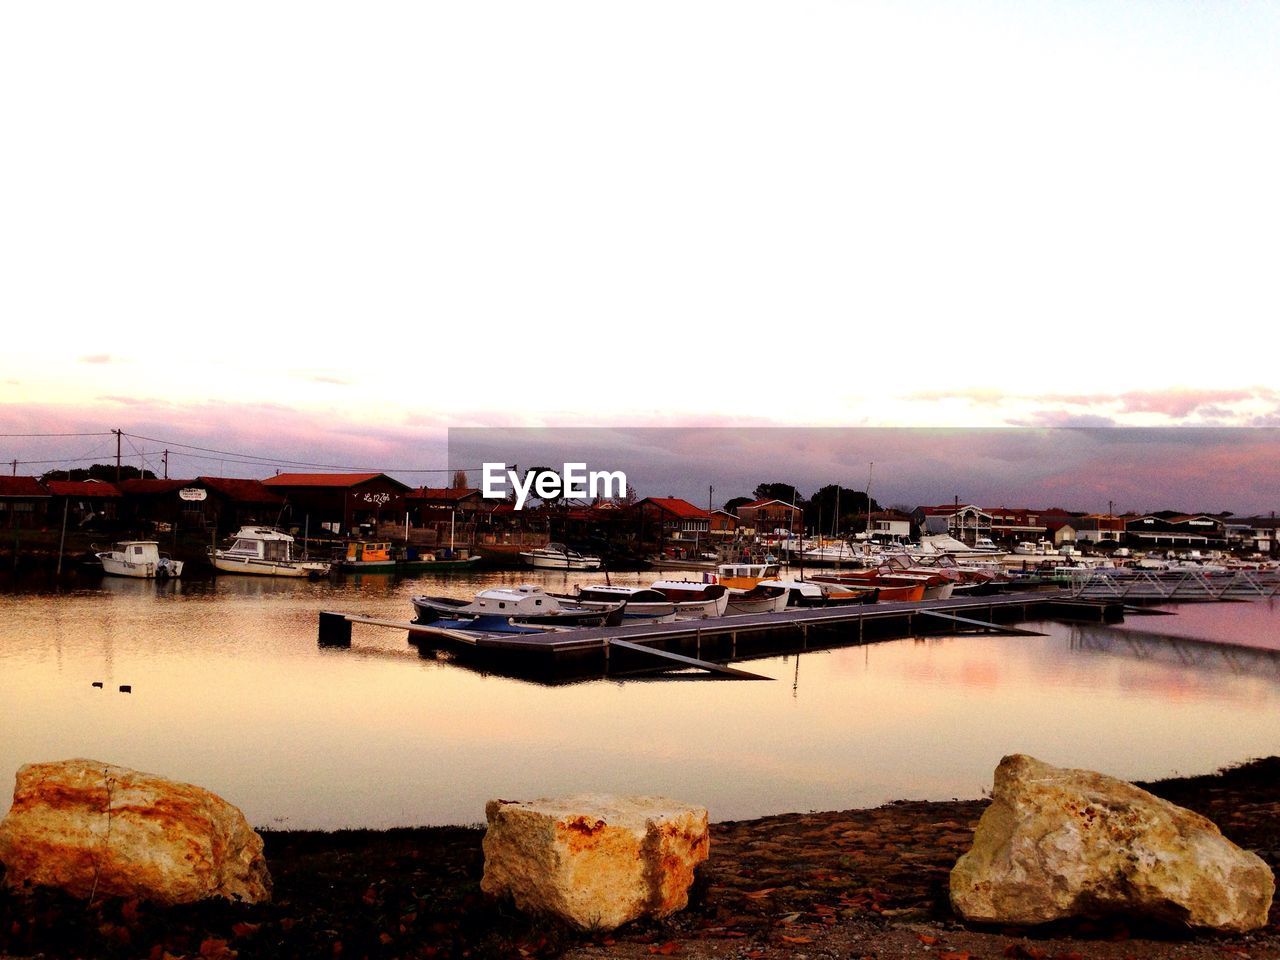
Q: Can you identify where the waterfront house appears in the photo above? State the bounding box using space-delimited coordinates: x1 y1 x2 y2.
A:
0 476 51 530
734 498 803 536
633 497 711 552
261 473 411 536
1235 516 1280 555
913 504 993 545
709 509 741 538
867 509 912 541
1053 513 1125 546
44 479 122 529
116 477 282 535
1123 513 1227 551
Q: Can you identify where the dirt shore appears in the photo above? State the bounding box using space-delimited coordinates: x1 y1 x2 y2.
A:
1 759 1277 959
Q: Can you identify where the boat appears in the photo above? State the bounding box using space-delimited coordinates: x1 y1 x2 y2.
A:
758 579 880 607
724 583 789 614
649 580 730 619
797 540 878 567
412 585 623 627
551 585 679 622
339 541 481 574
519 543 603 571
208 526 331 578
715 562 783 590
907 533 1007 563
95 541 184 579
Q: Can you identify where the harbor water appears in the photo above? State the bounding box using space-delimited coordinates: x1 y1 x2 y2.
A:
2 570 1278 830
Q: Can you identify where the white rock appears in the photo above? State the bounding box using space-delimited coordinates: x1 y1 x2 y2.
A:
481 794 709 930
0 759 271 905
951 754 1274 932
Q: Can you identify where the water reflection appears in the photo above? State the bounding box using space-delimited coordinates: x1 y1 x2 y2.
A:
1 575 1278 830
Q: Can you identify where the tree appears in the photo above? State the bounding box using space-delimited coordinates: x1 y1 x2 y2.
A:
724 496 752 515
451 469 469 490
40 464 155 484
805 484 880 533
751 482 802 505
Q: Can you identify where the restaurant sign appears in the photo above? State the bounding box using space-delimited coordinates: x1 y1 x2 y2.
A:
179 488 208 502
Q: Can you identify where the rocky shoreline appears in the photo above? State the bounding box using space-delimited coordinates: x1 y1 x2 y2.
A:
1 759 1277 960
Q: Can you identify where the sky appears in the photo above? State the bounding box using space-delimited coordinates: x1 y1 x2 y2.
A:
2 1 1278 509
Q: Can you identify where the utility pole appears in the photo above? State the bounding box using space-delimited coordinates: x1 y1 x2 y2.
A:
9 459 15 477
163 449 169 480
114 429 122 482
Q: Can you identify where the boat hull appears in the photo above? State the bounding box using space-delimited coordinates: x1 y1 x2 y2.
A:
339 557 482 574
212 555 330 578
519 553 602 571
97 554 183 579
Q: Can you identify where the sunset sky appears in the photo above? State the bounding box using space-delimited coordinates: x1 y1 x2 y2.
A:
2 2 1277 509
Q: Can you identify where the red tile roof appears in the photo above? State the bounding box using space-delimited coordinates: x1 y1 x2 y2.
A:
262 472 387 488
45 480 121 498
117 479 192 496
640 497 710 519
0 476 49 498
197 477 283 504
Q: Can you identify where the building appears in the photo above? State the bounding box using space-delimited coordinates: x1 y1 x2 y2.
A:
1054 514 1126 546
734 499 803 536
914 504 992 544
866 509 912 541
1124 513 1227 550
44 479 122 529
709 509 741 538
261 473 412 536
0 476 51 529
633 497 711 551
1234 516 1280 555
981 507 1078 545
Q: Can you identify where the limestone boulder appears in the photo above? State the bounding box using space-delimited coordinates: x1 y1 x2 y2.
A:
0 759 271 905
951 754 1274 932
481 794 709 930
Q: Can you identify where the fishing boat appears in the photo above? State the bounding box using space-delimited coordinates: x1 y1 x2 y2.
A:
551 585 678 622
724 583 789 614
412 585 623 627
715 562 783 590
519 543 603 571
208 526 331 578
649 580 730 619
95 541 184 579
339 540 481 574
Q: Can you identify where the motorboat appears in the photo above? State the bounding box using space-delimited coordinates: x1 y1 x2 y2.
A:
715 562 783 590
551 585 678 623
412 584 623 627
907 533 1007 563
798 540 877 567
339 540 481 574
649 580 730 619
95 541 183 579
209 526 331 578
758 579 880 607
519 543 603 571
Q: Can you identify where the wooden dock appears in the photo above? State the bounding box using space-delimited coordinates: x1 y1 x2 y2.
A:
319 590 1126 682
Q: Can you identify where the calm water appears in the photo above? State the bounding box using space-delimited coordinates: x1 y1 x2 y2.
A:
2 571 1278 830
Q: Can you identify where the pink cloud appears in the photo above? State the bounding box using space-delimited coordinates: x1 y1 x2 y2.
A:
1115 389 1259 418
78 353 116 364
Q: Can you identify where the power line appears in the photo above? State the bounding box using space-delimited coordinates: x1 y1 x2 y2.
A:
0 431 115 438
122 431 462 473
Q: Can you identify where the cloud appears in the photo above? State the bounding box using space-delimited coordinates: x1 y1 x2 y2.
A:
1006 411 1118 428
293 370 353 386
79 353 116 364
902 386 1277 425
1115 388 1260 419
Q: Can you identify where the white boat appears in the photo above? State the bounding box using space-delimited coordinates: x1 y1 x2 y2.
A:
209 526 331 578
553 585 678 622
412 585 623 627
519 542 603 571
96 541 183 579
650 580 730 619
798 540 877 567
724 584 789 614
907 533 1007 563
715 562 783 590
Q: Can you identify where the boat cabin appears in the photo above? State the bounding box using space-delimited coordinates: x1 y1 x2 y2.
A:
470 585 564 615
223 526 297 561
111 541 163 564
346 541 394 563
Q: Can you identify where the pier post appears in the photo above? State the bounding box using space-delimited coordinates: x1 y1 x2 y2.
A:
318 611 352 648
